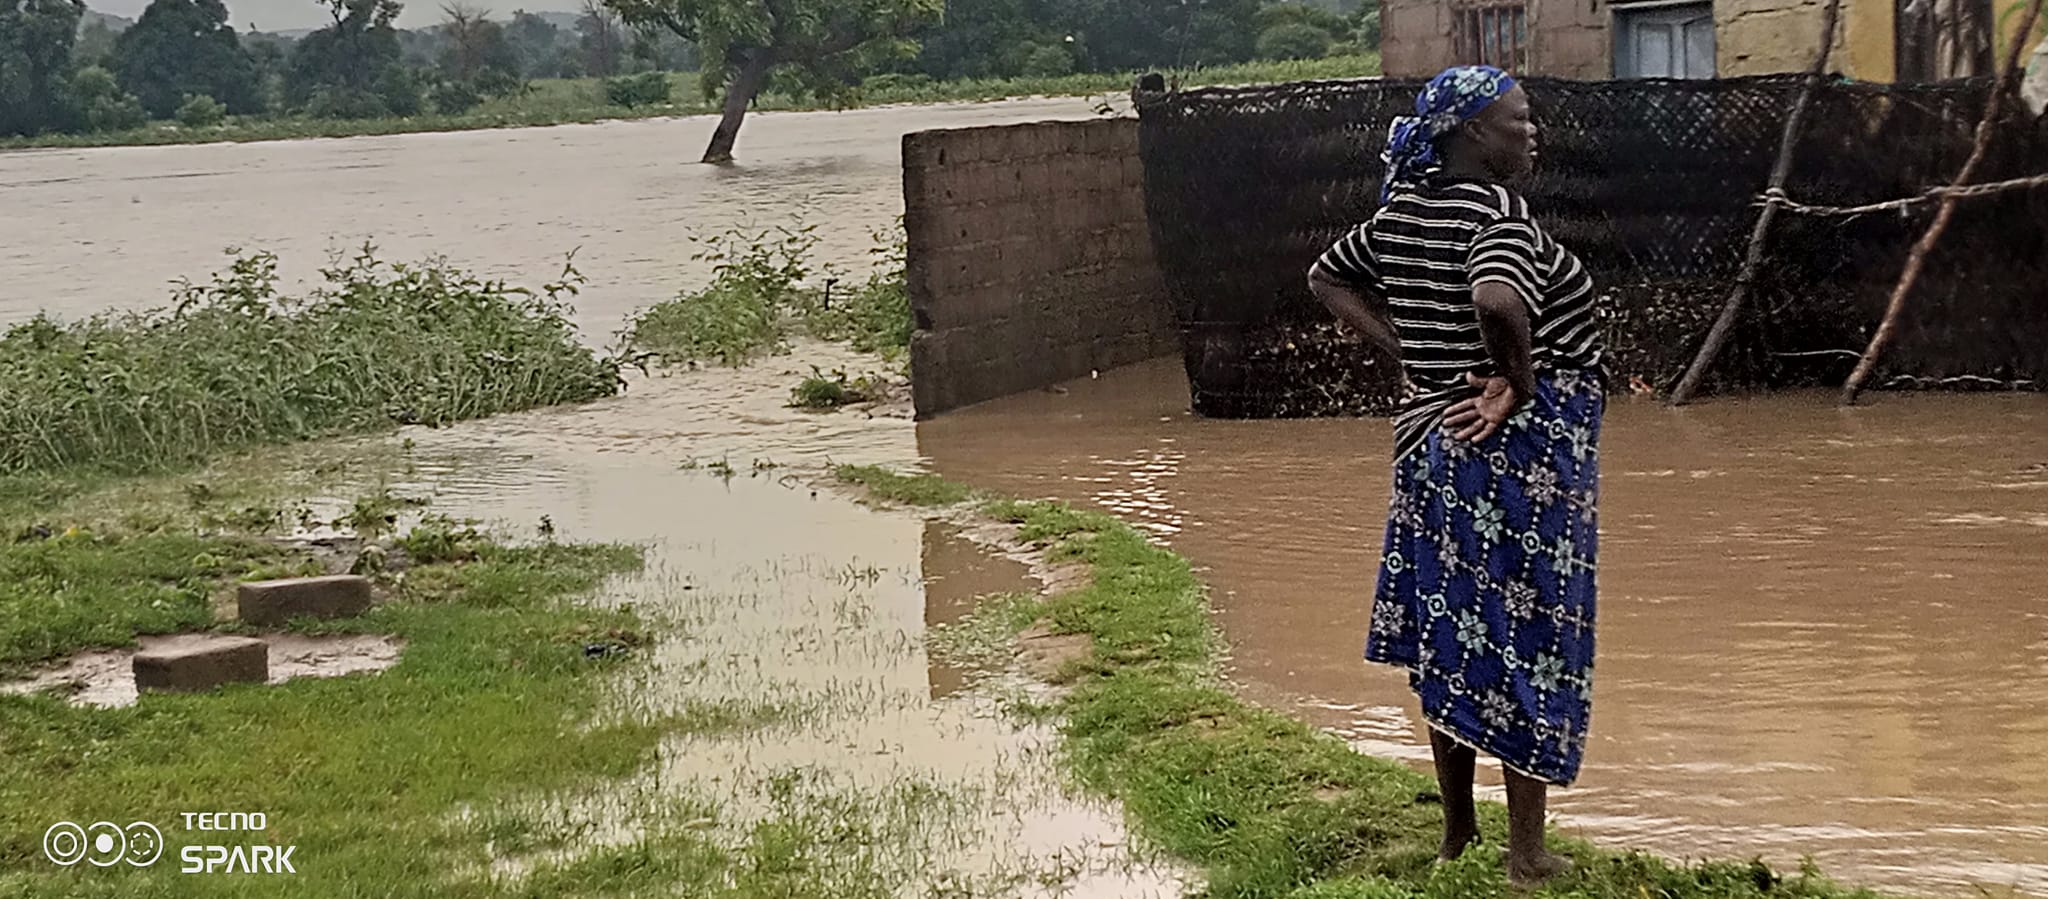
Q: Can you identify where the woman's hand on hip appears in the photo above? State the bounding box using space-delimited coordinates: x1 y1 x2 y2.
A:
1445 373 1519 443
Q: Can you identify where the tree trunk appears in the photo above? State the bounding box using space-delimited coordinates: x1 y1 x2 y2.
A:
701 51 774 164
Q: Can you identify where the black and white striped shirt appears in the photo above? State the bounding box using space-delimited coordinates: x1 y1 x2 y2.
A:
1313 176 1602 460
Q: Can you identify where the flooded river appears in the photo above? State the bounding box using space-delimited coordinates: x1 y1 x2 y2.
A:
0 97 1109 335
920 358 2048 898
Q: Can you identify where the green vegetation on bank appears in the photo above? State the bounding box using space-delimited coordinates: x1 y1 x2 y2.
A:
625 223 913 368
0 248 618 479
0 53 1383 151
836 465 1893 899
0 479 664 899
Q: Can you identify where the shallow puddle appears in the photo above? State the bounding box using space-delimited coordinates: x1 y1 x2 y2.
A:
918 356 2048 898
328 343 1184 897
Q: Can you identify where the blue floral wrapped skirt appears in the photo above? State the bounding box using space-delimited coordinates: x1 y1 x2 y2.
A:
1367 368 1604 785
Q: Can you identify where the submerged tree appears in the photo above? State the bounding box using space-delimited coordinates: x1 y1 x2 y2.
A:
601 0 942 163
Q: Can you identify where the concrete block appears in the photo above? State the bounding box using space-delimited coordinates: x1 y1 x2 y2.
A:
238 575 373 626
133 635 268 693
903 131 948 172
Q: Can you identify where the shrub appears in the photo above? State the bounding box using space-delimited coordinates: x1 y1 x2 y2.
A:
603 71 672 108
1257 23 1335 61
175 94 227 128
431 80 484 115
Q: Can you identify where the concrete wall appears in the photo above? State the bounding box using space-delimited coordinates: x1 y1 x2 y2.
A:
903 119 1179 418
1383 0 1903 81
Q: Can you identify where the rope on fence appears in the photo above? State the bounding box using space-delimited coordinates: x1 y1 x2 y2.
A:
1765 172 2048 217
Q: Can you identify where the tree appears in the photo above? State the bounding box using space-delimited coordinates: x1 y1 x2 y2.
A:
576 0 624 77
70 64 147 131
1256 20 1332 59
113 0 263 118
287 0 404 109
1 0 83 136
602 0 943 164
505 10 565 76
73 17 117 66
1039 0 1262 72
908 0 1048 80
439 3 518 82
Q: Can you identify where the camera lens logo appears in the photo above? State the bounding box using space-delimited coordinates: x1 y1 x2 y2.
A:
43 821 164 867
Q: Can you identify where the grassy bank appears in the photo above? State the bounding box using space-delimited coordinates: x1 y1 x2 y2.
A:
0 249 618 482
0 55 1382 152
834 465 1891 899
0 460 667 898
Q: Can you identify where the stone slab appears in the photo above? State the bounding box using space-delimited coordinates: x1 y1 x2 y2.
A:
237 575 373 627
133 635 268 693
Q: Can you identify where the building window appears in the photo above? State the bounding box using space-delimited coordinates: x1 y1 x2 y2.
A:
1456 3 1530 71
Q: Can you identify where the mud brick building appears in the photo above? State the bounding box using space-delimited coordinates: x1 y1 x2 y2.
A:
1380 0 2042 81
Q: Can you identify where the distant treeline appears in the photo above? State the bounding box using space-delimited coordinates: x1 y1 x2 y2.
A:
3 0 1377 144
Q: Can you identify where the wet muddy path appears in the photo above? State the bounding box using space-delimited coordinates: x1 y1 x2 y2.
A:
919 357 2048 898
361 344 1180 896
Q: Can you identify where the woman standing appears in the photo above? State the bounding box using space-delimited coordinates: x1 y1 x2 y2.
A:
1306 66 1605 887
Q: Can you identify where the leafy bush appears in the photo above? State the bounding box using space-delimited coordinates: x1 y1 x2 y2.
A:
175 94 227 128
788 367 888 410
431 80 484 115
305 88 389 120
626 222 914 368
602 71 672 108
624 224 819 366
472 68 526 98
70 67 149 133
1257 23 1335 61
790 225 912 358
1020 44 1076 78
376 66 425 117
861 72 934 93
0 248 621 476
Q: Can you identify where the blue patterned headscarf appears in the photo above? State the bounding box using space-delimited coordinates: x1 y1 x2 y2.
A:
1380 66 1519 204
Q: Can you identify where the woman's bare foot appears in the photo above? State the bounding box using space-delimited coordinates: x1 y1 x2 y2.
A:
1505 849 1573 888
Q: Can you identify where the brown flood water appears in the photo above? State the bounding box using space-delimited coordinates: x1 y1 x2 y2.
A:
920 357 2048 898
355 344 1182 896
0 97 1112 333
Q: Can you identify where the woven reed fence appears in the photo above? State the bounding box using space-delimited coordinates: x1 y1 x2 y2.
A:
1133 75 2048 417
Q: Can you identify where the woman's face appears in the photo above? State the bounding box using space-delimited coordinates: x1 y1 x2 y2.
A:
1464 85 1537 179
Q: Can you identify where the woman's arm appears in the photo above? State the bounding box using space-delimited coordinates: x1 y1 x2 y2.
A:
1445 282 1537 442
1309 264 1403 368
1473 282 1537 401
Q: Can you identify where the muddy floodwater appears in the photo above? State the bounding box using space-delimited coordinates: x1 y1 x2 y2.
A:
353 345 1180 896
920 358 2048 898
0 97 1109 333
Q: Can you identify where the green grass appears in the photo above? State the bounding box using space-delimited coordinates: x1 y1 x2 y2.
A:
0 530 660 899
0 55 1383 152
833 464 977 507
840 469 1896 899
788 368 890 410
0 248 619 479
625 223 910 369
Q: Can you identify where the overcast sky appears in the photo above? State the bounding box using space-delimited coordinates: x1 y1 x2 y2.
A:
90 0 586 32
